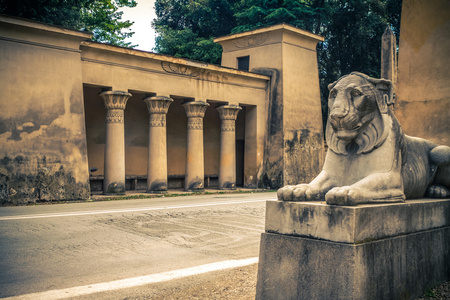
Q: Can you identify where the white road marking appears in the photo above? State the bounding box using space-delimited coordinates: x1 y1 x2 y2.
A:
4 257 259 300
0 199 275 221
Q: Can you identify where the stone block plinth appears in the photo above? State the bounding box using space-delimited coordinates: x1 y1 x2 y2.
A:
256 199 450 300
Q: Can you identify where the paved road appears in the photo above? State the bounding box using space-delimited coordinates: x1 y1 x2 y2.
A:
0 192 276 299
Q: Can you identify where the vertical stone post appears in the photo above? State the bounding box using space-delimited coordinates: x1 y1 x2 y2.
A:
217 105 242 189
99 91 131 195
143 96 173 192
381 26 397 84
182 101 209 191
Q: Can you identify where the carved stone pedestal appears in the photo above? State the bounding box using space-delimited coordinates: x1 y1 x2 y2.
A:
256 199 450 300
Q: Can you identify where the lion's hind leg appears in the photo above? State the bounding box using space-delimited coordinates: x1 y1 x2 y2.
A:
430 145 450 166
426 185 449 198
427 145 450 198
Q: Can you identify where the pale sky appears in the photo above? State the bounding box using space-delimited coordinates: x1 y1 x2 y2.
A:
119 0 157 52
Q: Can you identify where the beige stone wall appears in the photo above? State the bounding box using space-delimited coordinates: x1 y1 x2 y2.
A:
216 25 325 188
281 30 325 186
1 16 325 198
0 16 91 204
396 0 450 145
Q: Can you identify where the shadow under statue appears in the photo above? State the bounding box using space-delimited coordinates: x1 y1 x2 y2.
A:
256 73 450 300
278 72 450 205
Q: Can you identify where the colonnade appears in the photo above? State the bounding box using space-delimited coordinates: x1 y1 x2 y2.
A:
99 91 242 194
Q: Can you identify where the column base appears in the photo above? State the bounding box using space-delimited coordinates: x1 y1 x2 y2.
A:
103 182 126 195
219 181 236 190
147 181 168 193
185 177 204 191
256 199 450 300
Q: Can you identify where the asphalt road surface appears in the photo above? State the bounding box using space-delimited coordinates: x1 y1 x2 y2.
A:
0 192 276 299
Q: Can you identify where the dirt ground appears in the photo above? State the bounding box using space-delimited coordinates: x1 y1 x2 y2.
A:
148 264 259 300
73 263 450 300
72 264 258 300
145 268 449 300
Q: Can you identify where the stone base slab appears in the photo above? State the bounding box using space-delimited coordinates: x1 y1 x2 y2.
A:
256 199 450 300
265 199 450 243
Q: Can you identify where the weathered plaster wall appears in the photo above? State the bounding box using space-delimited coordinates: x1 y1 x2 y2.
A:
216 25 325 188
166 98 187 176
124 92 149 176
0 17 91 204
84 86 106 176
396 0 450 146
282 32 325 185
217 30 285 188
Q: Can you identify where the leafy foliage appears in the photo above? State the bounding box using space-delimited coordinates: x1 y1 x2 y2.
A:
0 0 137 47
232 0 401 124
232 0 322 33
153 0 238 64
152 0 402 125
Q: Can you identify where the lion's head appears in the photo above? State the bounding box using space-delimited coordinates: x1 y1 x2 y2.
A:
326 72 395 155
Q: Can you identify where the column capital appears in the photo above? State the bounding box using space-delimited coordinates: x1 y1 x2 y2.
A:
99 91 131 110
182 101 210 118
143 96 173 114
217 105 242 120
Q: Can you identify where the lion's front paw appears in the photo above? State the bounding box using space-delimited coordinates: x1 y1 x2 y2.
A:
277 185 294 201
277 184 322 201
325 186 363 206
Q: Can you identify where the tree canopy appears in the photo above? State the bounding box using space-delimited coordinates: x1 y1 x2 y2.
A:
0 0 137 47
152 0 238 62
152 0 402 125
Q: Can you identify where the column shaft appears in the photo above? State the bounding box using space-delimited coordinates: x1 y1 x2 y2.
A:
143 96 173 192
183 101 209 191
99 91 131 195
217 105 242 189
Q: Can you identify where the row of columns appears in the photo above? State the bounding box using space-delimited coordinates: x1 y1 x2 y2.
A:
98 91 242 195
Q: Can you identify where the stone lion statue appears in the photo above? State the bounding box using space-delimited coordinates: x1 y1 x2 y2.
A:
278 72 450 205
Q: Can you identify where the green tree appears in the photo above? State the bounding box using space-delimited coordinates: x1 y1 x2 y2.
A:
153 0 401 125
153 0 238 63
0 0 137 47
316 0 402 124
232 0 324 34
232 0 401 125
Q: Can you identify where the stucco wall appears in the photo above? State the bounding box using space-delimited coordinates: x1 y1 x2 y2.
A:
281 32 325 186
396 0 450 145
0 17 91 204
216 25 325 188
3 16 326 198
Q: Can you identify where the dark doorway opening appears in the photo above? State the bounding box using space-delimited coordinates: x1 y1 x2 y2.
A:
235 106 246 187
237 56 250 71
